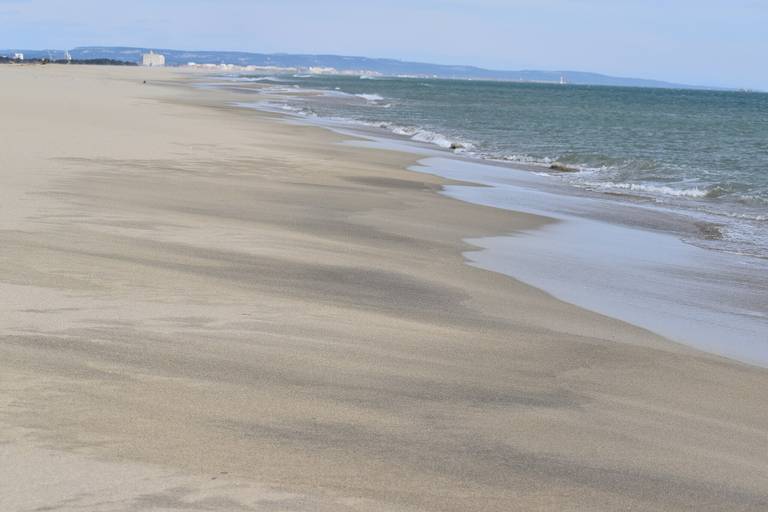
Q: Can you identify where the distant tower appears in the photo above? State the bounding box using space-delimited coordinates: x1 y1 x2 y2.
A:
142 50 166 67
560 74 568 85
64 50 72 62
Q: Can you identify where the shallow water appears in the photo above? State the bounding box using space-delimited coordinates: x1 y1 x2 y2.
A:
233 88 768 368
413 158 768 367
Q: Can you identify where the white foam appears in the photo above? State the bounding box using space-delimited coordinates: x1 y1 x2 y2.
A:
411 130 454 148
255 85 303 95
355 93 385 102
583 181 709 199
386 126 452 148
237 76 284 83
490 154 555 167
322 89 354 98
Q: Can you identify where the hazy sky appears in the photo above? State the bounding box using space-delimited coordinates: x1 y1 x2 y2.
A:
1 0 766 89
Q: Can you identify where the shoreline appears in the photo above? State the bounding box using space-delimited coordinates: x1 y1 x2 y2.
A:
217 74 768 261
242 96 743 256
234 95 768 368
1 66 767 512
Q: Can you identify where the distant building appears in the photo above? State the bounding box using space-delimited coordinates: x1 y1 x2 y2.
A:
142 51 165 67
308 66 337 75
13 52 24 61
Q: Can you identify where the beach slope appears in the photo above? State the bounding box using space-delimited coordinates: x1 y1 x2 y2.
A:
1 66 767 512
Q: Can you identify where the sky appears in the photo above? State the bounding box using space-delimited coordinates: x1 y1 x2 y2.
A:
1 0 766 89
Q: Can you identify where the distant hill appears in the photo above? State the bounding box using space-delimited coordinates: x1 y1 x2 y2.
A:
1 46 718 90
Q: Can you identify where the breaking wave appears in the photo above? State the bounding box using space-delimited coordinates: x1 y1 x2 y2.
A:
580 181 710 199
355 93 386 103
237 76 286 82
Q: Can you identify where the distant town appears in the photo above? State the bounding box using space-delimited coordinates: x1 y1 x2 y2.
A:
0 49 398 78
0 50 136 66
0 46 739 90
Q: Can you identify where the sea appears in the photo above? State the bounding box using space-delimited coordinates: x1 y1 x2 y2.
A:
230 74 768 258
214 73 768 367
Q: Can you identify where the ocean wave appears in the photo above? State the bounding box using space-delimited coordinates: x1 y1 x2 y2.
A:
238 86 764 210
238 76 285 83
321 89 354 97
312 115 471 151
737 193 768 206
492 154 555 166
388 126 464 149
321 119 462 150
355 93 386 103
241 101 317 118
411 130 455 148
582 181 709 199
256 85 302 95
277 104 315 116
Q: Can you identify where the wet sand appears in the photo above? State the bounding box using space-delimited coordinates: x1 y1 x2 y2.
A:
1 65 767 512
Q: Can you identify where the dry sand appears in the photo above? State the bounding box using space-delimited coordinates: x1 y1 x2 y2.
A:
0 65 767 512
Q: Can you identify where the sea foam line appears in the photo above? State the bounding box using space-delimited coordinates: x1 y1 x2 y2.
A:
582 181 709 199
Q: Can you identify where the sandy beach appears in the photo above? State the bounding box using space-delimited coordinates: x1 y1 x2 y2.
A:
1 65 767 511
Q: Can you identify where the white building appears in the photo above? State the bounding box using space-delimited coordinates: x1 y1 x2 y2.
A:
142 51 165 67
13 52 24 61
